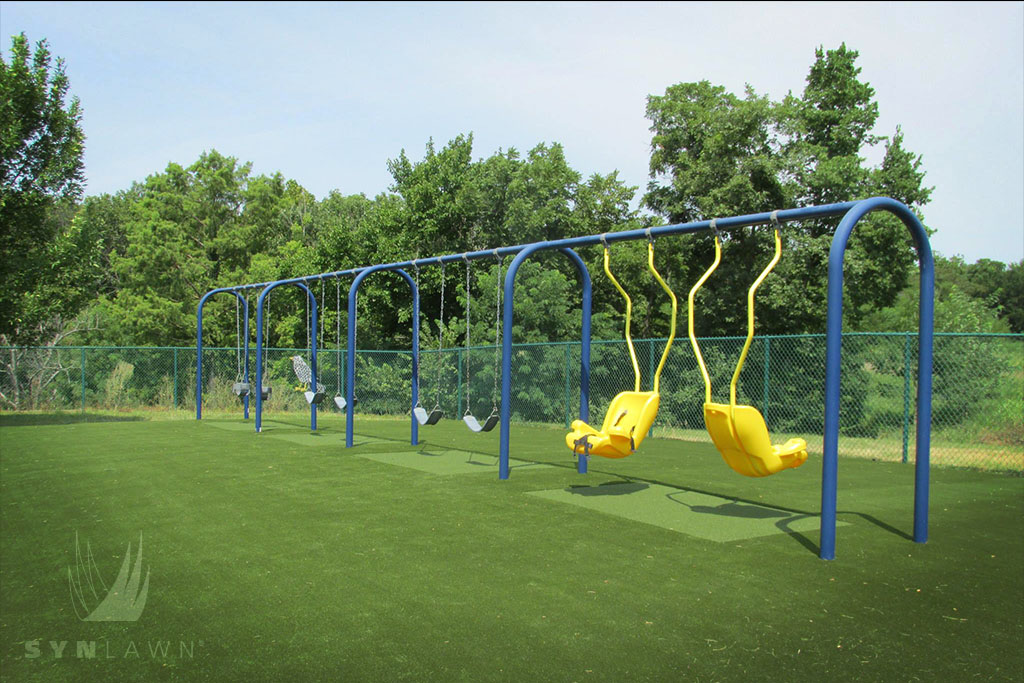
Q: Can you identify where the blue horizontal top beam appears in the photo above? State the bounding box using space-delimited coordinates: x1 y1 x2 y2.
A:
199 201 861 299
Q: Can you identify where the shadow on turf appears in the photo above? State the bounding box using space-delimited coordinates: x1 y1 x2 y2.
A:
564 470 913 556
668 494 792 520
418 445 542 469
0 412 147 427
568 481 649 496
331 437 918 553
238 425 916 555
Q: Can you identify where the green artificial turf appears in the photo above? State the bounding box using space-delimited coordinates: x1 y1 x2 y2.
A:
1 412 1021 682
354 449 551 476
527 483 846 542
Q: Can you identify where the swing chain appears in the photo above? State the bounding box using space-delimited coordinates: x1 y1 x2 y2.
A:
263 289 270 377
235 292 242 381
411 260 423 409
437 261 445 405
319 277 326 357
463 254 472 414
492 249 502 410
305 280 311 355
336 278 342 395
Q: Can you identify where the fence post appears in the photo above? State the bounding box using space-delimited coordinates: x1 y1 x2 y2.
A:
80 347 86 412
564 343 571 429
648 339 656 390
173 347 179 409
902 333 912 464
763 336 771 417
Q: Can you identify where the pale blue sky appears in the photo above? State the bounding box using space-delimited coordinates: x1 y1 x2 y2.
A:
2 1 1022 263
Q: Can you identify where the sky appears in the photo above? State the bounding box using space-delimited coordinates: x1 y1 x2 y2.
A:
2 1 1022 264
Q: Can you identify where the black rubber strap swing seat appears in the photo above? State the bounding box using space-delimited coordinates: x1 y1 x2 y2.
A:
412 260 443 426
232 292 251 398
462 251 501 433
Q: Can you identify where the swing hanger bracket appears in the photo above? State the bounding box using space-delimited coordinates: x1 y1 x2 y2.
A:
709 218 721 240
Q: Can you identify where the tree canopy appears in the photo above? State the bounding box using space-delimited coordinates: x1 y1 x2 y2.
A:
1 33 88 343
4 39 1019 352
644 44 935 336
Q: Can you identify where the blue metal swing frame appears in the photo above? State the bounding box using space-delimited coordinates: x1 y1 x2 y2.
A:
196 197 935 560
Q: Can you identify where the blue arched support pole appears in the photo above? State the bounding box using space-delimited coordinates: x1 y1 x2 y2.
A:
499 246 592 479
253 281 321 433
196 288 251 420
820 197 934 560
346 267 420 448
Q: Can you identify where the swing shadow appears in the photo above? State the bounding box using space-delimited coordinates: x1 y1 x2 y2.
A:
560 467 913 556
664 493 792 520
417 444 541 470
567 481 649 496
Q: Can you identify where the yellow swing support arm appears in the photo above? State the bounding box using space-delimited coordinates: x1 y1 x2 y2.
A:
729 228 782 411
603 243 641 392
647 239 677 394
687 227 722 404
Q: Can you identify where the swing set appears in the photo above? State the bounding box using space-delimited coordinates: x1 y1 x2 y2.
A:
196 197 936 560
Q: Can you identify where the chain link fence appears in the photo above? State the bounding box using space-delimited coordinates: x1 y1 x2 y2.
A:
1 334 1021 471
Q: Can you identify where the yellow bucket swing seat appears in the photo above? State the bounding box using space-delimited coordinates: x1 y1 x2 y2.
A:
688 219 808 477
566 235 677 459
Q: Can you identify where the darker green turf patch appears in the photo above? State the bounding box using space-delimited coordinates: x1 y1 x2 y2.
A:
1 415 1021 682
0 412 147 427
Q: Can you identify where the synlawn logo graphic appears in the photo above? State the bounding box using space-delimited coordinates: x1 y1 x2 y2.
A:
68 533 150 622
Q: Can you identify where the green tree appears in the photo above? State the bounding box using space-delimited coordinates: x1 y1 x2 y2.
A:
1 33 87 342
643 80 793 336
324 134 642 350
643 44 933 336
77 150 307 346
950 256 1024 332
996 261 1024 333
646 81 786 222
838 246 1024 335
860 279 1010 333
385 134 480 256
